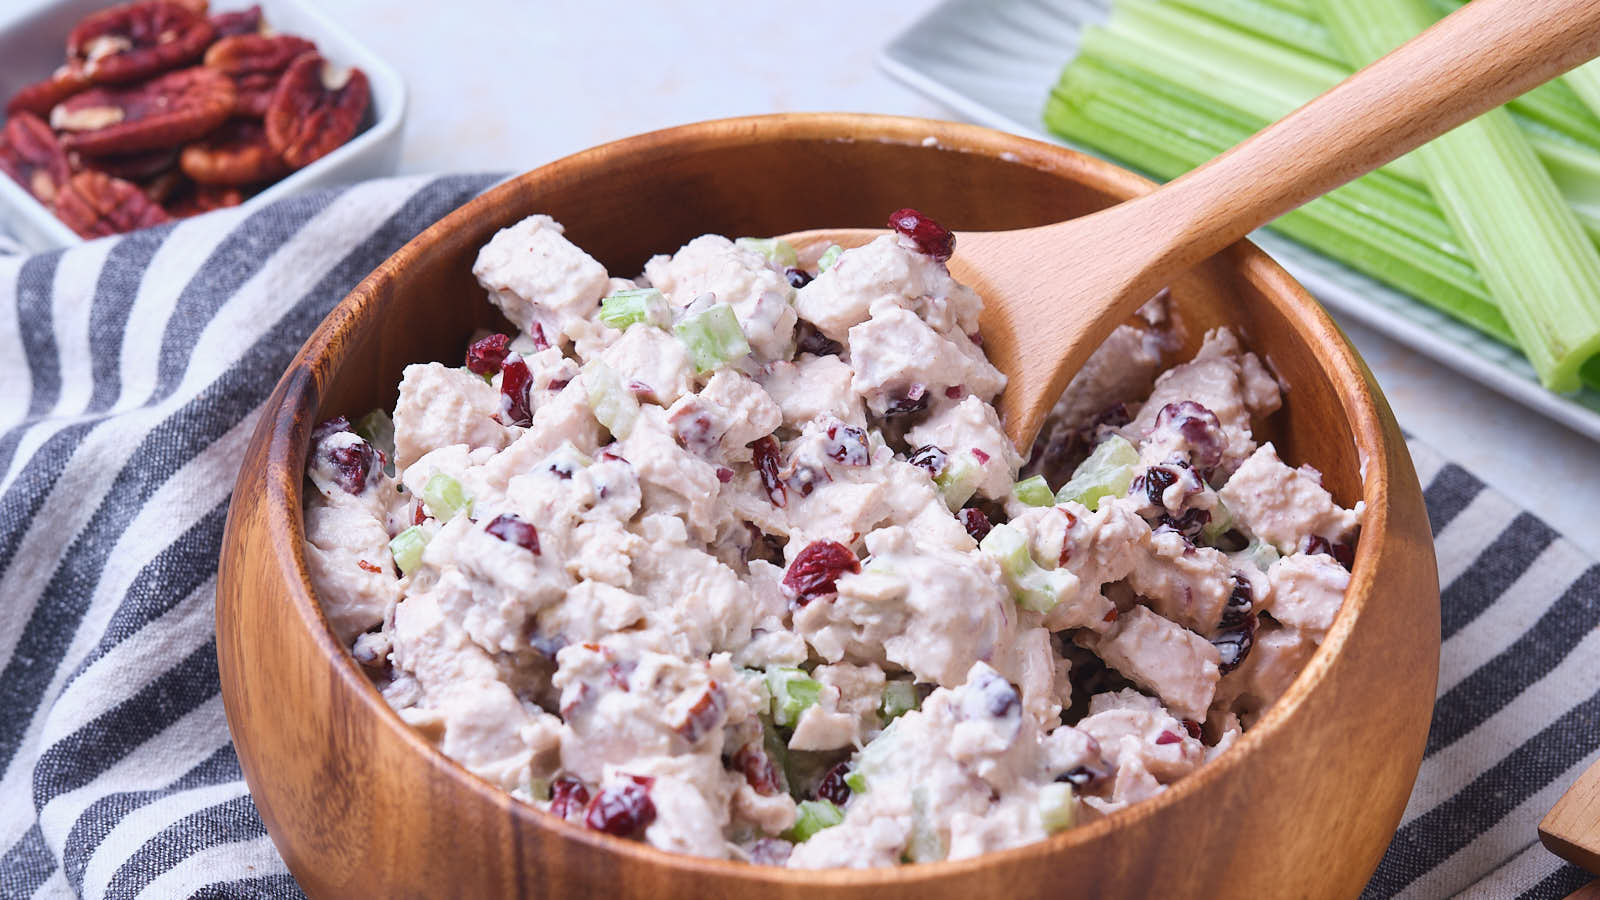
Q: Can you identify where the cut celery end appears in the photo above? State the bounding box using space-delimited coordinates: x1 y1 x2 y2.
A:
979 523 1032 577
1200 498 1233 544
1014 567 1071 614
933 453 982 511
767 667 822 727
423 472 472 521
817 244 843 273
388 525 428 576
880 680 918 722
674 303 751 373
1011 475 1055 508
1240 538 1281 574
353 409 396 474
1314 0 1600 391
906 787 947 862
735 237 800 269
1038 782 1076 833
599 288 669 330
1056 435 1139 511
786 799 844 842
581 359 640 439
843 771 868 794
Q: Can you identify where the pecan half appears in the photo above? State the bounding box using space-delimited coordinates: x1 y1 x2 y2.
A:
163 177 244 217
265 53 368 168
67 0 216 85
205 34 317 117
6 65 92 118
70 146 180 180
209 4 263 38
0 112 73 205
180 118 287 185
53 170 171 237
53 66 235 155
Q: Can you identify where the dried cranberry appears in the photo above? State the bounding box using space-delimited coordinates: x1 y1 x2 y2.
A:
1158 507 1211 541
1057 765 1108 789
958 507 992 541
1302 535 1355 569
907 444 947 478
784 266 812 288
825 423 870 466
795 322 842 357
486 514 539 554
1220 573 1254 628
944 385 965 400
466 332 511 376
528 322 550 351
887 207 955 261
750 436 787 508
731 742 781 796
1212 613 1258 675
1332 541 1355 569
548 458 576 479
499 354 533 426
882 383 928 417
670 404 719 455
311 415 350 442
783 540 860 605
323 437 376 495
549 775 589 819
1137 465 1179 507
716 467 734 483
787 464 825 498
672 682 725 744
971 447 991 465
1182 719 1203 740
585 778 656 837
1154 401 1225 471
1155 730 1182 746
815 762 852 806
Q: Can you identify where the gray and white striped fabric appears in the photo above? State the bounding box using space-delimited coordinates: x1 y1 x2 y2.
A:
0 175 1595 899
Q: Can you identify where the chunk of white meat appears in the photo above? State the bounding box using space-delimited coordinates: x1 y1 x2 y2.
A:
1265 552 1351 644
758 353 866 430
847 307 1005 414
595 324 694 408
642 234 797 360
1079 606 1220 721
793 233 982 342
1125 529 1235 635
907 395 1022 502
303 502 399 643
472 214 610 347
788 663 886 751
1218 443 1362 554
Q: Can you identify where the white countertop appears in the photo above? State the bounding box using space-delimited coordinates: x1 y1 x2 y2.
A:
327 0 1600 559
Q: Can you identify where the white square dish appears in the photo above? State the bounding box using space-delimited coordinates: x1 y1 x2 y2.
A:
0 0 407 252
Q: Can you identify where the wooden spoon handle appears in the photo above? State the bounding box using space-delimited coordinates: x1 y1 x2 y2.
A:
1122 0 1600 275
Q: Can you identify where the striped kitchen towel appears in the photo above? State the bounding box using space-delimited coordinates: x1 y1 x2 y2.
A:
0 175 1596 899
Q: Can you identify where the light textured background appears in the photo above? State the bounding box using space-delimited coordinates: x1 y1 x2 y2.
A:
323 0 1600 557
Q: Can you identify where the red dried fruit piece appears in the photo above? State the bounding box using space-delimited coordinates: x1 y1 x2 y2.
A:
0 113 72 206
957 506 992 542
783 540 860 605
71 146 179 180
671 682 725 744
162 178 243 217
498 354 534 426
464 333 512 376
750 435 786 508
486 514 540 554
179 118 287 185
585 777 656 837
887 207 955 261
53 171 171 237
731 742 781 796
6 65 92 118
68 0 216 85
53 66 235 156
204 33 317 117
548 775 589 819
815 762 852 806
265 52 369 168
210 4 264 38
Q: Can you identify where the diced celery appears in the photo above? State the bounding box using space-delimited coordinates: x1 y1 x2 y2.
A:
880 680 918 722
906 787 946 862
581 359 639 439
979 523 1032 577
1200 497 1233 544
1038 782 1076 833
767 667 822 727
423 472 472 521
785 799 844 842
1240 538 1281 574
353 409 395 474
1313 0 1600 391
388 525 428 576
843 771 868 794
526 776 552 803
673 303 751 373
599 287 669 330
816 244 843 273
933 453 981 511
1056 435 1139 511
1014 567 1075 614
735 237 800 268
1011 474 1055 508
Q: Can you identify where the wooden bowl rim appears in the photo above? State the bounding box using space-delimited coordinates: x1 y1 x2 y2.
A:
246 112 1400 885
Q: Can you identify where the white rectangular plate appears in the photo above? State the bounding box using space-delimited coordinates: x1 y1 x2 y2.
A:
881 0 1600 443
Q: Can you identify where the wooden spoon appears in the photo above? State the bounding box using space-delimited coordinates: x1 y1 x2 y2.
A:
783 0 1600 450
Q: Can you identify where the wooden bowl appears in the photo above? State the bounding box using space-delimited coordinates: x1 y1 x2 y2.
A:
217 113 1439 899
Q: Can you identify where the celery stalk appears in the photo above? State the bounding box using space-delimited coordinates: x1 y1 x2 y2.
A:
1313 0 1600 390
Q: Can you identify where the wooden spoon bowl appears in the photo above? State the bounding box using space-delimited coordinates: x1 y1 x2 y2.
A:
216 113 1439 899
